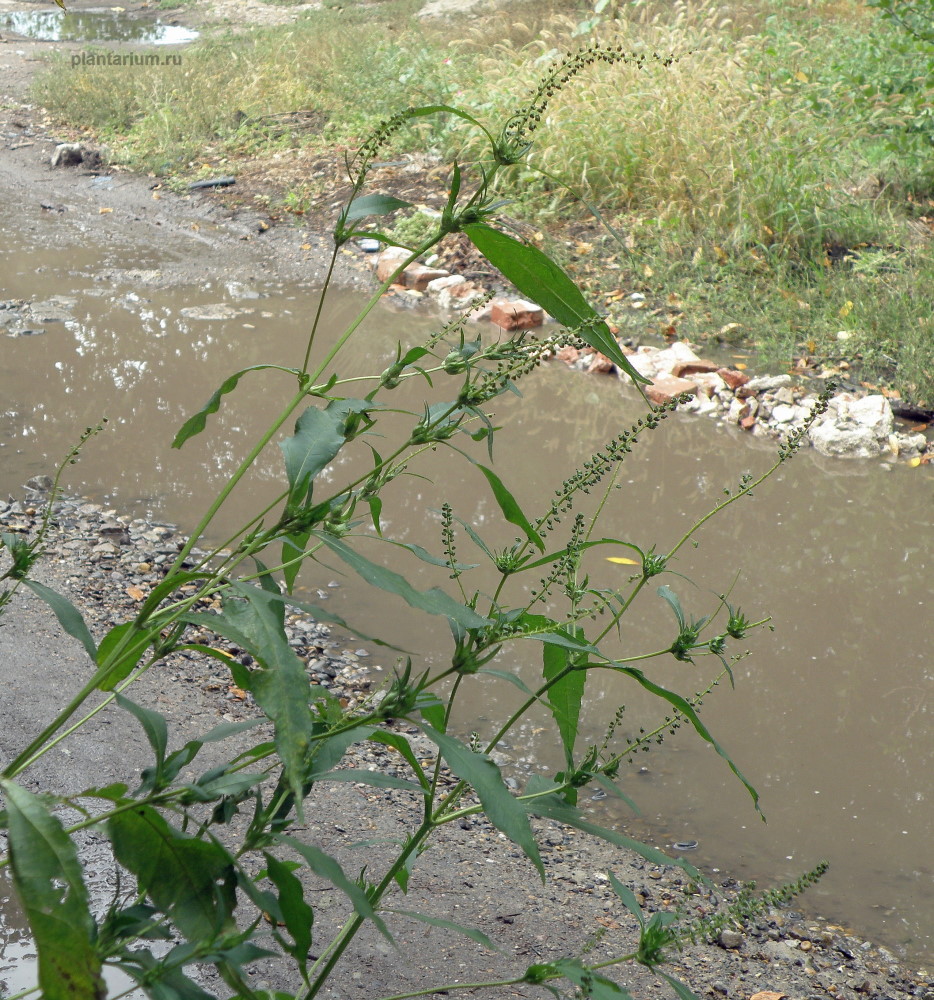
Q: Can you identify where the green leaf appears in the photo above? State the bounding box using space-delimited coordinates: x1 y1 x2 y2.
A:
315 533 491 630
386 908 502 952
278 836 391 941
463 223 650 386
368 730 429 791
382 537 479 572
116 694 169 792
108 805 235 941
607 871 644 927
614 665 761 816
343 192 414 223
22 580 97 661
172 365 297 449
552 958 635 1000
280 398 378 506
95 622 156 691
263 852 313 973
657 585 686 628
658 972 701 1000
1 780 104 1000
303 768 425 794
522 775 700 879
476 463 545 553
421 724 543 878
222 585 315 810
541 624 586 770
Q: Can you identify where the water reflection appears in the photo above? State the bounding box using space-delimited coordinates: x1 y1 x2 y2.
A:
0 254 930 962
1 9 198 45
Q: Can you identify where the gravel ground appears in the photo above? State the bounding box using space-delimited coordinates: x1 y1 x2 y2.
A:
1 491 930 1000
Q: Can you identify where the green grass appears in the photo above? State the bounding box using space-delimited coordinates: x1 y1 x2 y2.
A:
33 0 934 402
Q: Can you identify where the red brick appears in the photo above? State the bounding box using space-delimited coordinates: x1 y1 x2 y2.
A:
717 367 750 390
646 376 698 405
671 359 721 378
402 264 450 292
490 298 544 331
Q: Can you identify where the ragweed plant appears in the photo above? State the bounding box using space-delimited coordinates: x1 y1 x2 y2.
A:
0 53 827 1000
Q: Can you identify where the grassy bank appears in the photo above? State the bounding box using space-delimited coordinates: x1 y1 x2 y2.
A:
34 0 934 404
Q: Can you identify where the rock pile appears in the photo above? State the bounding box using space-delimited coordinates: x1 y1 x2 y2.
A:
0 493 378 716
370 246 932 464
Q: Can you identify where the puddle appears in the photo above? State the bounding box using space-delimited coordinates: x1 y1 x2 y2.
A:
0 8 198 44
0 217 931 967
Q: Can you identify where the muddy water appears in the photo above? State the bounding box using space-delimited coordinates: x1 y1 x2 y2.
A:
0 234 931 966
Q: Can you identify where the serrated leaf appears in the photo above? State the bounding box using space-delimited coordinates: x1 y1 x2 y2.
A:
172 365 296 449
421 724 543 878
116 694 169 793
463 223 649 386
552 959 635 1000
95 622 156 691
541 625 586 770
315 533 491 629
221 586 315 810
1 780 105 1000
23 580 97 661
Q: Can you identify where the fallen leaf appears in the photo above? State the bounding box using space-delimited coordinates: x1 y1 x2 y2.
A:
713 245 728 264
301 243 312 250
839 300 854 318
606 556 639 565
719 322 742 336
794 70 809 83
99 207 113 215
125 585 146 601
908 456 922 467
735 362 748 370
643 264 654 277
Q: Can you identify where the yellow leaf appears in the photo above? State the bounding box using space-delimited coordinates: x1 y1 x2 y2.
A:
806 338 816 353
99 207 113 214
606 556 639 565
794 70 809 83
125 585 146 601
718 322 742 336
713 245 728 264
735 362 748 370
301 243 312 250
643 264 654 277
908 456 922 467
839 300 854 318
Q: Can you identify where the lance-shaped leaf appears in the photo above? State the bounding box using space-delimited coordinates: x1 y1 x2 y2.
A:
551 958 635 1000
521 775 700 879
23 580 97 661
476 463 544 552
172 365 298 449
342 192 414 224
220 584 316 808
385 909 502 952
614 664 761 815
539 621 587 770
278 836 391 941
315 533 491 629
280 398 379 507
95 621 157 691
421 724 543 878
1 780 105 1000
108 805 235 941
263 852 314 974
463 223 650 386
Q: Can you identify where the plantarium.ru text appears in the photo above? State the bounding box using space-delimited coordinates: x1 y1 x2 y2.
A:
0 51 829 1000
